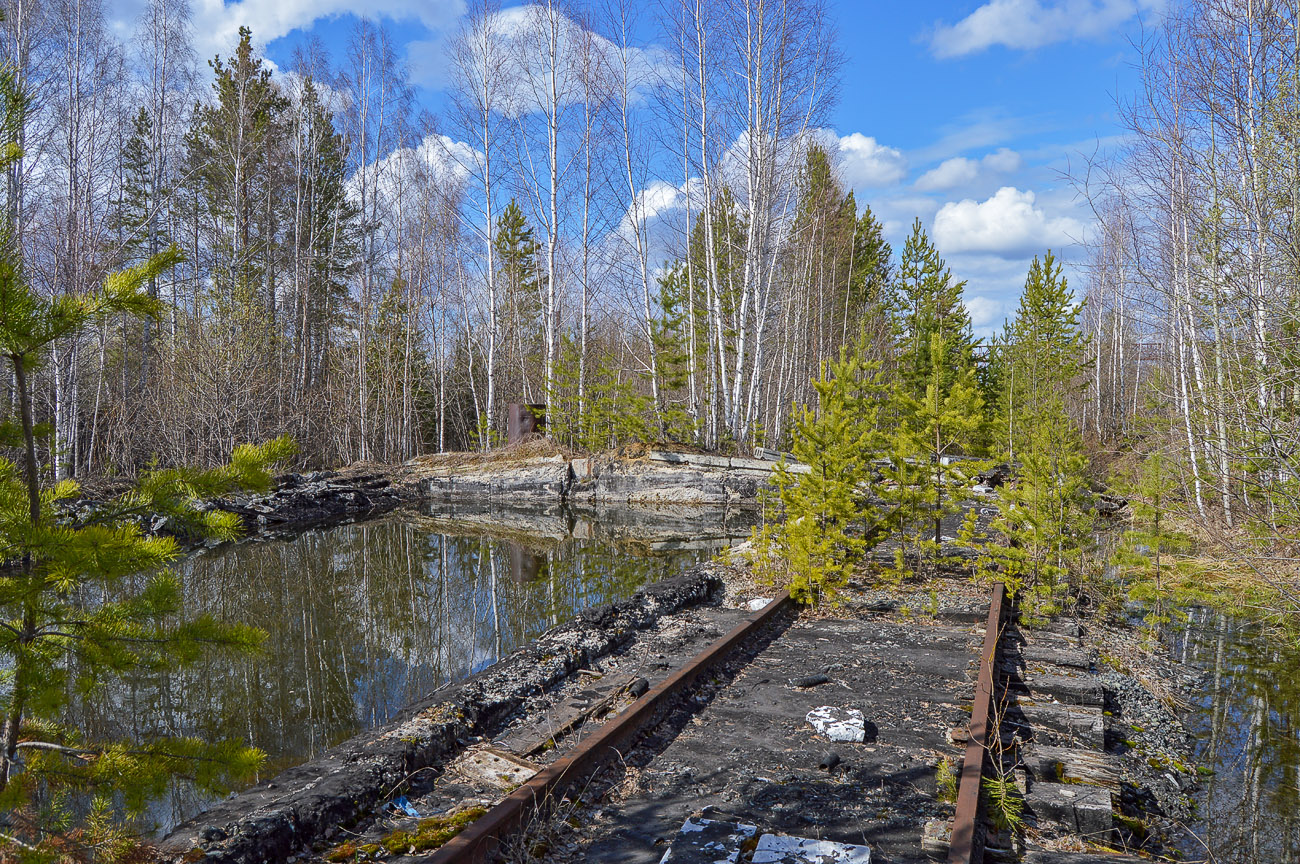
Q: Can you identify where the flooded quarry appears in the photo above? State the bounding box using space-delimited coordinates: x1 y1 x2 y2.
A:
63 454 1291 864
85 502 755 832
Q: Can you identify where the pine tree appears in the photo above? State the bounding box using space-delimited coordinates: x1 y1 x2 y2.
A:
0 244 297 846
885 332 986 577
848 202 892 313
891 219 978 398
751 330 888 604
1112 447 1192 610
998 252 1087 459
0 71 295 848
964 393 1094 617
962 255 1094 616
187 26 289 322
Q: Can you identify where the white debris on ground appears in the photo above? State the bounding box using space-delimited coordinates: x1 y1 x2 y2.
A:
753 833 872 863
660 817 758 864
805 706 866 743
660 818 872 864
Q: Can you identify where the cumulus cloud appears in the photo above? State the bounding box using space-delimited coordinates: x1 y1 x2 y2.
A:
457 6 669 117
347 133 478 207
183 0 466 67
915 148 1022 191
836 133 907 189
933 186 1083 255
929 0 1164 58
964 296 1006 330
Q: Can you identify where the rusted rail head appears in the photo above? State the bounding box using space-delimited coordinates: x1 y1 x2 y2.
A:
949 581 1008 864
422 591 795 864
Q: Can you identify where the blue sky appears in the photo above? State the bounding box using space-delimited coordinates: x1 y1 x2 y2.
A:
107 0 1165 333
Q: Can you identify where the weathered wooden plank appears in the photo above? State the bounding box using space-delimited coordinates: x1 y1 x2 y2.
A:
449 748 539 791
1020 743 1121 790
1019 673 1105 707
1024 782 1114 839
1020 645 1091 670
494 673 639 756
1007 703 1105 749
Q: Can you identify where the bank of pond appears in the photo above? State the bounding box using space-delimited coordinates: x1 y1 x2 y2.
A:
63 503 1297 862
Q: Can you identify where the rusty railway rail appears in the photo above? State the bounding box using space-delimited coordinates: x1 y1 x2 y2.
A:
949 581 1008 864
424 582 1008 864
423 590 796 864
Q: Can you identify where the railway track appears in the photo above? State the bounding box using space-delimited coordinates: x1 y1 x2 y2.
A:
173 568 1157 864
414 584 1013 864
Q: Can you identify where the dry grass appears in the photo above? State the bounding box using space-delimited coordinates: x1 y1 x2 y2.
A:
407 437 577 470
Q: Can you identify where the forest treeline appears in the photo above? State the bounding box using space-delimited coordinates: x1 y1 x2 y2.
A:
0 0 1296 594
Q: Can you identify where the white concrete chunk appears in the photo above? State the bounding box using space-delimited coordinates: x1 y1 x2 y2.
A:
805 706 866 743
753 834 871 863
660 818 758 864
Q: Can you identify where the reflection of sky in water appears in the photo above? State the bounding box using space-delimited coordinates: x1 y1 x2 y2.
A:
90 505 751 835
1167 610 1300 863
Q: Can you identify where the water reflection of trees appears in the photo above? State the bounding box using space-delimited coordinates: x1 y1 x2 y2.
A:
73 514 701 830
1172 609 1300 862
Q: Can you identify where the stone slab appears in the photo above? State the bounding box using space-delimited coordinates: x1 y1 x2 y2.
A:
806 706 866 742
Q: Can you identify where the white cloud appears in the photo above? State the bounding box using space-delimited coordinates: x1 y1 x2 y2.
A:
930 0 1164 58
837 133 907 189
982 147 1023 173
915 148 1023 191
459 6 669 118
177 0 465 69
347 133 477 207
964 295 1006 329
933 186 1083 255
916 158 978 192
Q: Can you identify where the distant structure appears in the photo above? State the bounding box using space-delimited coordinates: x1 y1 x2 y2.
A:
506 403 546 445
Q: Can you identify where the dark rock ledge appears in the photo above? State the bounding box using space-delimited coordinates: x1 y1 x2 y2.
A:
157 566 726 864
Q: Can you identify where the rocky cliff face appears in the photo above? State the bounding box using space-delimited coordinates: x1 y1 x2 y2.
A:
411 452 772 507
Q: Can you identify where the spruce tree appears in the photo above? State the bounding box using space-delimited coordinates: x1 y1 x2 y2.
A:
653 265 698 442
293 77 361 393
495 200 543 402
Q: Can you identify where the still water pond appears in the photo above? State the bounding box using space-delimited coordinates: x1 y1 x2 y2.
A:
92 504 752 832
1167 609 1300 862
